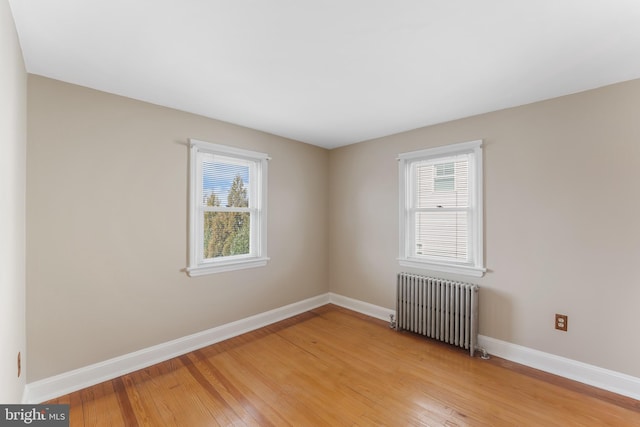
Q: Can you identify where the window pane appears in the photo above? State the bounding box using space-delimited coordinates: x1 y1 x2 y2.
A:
435 162 454 177
202 157 250 208
415 156 469 209
203 212 250 259
434 176 454 192
415 211 468 261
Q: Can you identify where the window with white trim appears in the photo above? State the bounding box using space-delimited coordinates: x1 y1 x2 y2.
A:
187 139 269 276
398 140 485 277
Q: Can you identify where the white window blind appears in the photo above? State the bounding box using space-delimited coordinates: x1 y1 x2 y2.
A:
414 155 470 261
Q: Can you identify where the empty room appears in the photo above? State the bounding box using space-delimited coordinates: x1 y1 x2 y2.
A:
2 0 640 425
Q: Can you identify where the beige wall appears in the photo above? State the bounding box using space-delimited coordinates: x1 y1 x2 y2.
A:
25 71 640 383
0 0 27 403
26 76 329 382
329 79 640 378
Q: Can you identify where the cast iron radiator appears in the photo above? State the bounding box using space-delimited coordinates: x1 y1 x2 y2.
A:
396 272 479 356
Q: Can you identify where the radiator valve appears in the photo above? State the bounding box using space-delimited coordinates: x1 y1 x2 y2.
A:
389 314 396 329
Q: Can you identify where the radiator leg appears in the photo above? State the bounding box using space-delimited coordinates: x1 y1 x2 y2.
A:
476 347 490 360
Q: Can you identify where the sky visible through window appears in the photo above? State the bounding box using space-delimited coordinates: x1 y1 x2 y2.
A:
202 160 250 206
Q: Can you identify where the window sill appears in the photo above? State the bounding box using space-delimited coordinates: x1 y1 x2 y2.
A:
398 258 486 278
187 257 270 277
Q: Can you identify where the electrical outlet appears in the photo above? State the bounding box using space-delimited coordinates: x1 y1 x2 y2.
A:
555 314 568 332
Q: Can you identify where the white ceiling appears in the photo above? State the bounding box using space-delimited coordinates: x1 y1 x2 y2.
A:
9 1 640 149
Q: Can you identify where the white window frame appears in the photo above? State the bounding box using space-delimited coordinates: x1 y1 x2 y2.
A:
398 140 485 277
186 139 269 276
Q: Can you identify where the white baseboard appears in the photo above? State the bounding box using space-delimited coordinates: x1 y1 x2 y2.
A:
24 292 640 404
477 335 640 401
24 293 330 404
328 292 395 322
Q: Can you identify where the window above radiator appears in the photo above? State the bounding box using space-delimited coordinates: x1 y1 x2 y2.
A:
398 140 485 277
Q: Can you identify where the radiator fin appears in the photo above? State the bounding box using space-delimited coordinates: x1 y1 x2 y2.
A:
396 273 478 357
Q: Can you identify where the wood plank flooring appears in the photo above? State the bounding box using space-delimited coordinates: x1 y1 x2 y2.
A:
47 304 640 426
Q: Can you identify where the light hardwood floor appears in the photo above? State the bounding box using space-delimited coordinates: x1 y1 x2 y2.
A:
47 304 640 426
